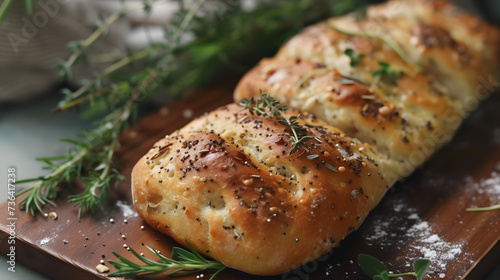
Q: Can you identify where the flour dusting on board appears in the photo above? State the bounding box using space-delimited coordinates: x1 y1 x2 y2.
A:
465 169 500 207
474 171 500 196
364 199 464 277
116 200 138 218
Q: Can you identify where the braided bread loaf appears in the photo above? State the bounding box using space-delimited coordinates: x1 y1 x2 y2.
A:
132 0 500 276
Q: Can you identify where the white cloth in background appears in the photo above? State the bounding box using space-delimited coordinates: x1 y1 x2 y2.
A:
0 0 259 103
0 0 181 103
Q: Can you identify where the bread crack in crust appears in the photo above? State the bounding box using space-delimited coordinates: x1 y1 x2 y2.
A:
133 0 499 276
133 104 391 275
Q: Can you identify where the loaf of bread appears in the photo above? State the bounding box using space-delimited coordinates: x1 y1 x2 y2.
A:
235 0 500 181
132 103 392 275
132 0 500 276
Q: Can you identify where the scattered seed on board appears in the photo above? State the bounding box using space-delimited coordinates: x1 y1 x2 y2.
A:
49 212 58 220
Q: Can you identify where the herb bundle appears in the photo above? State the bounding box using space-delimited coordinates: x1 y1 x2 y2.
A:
240 93 313 155
11 0 380 217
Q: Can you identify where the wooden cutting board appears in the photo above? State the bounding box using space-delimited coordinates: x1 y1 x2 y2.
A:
0 81 499 280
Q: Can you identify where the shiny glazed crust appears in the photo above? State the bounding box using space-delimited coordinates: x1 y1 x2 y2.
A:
133 0 500 276
132 104 391 275
234 0 500 179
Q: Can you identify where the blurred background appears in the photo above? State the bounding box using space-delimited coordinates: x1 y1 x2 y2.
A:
0 0 499 279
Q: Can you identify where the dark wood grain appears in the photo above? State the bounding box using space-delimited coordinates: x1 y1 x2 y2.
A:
0 84 499 280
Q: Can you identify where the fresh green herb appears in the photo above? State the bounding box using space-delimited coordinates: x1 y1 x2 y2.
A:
241 93 313 155
16 103 131 217
466 204 500 212
372 61 407 84
0 0 14 23
324 162 338 172
307 154 319 160
240 93 288 118
329 25 423 73
0 0 33 23
108 242 226 279
345 48 365 67
358 254 431 280
23 0 33 16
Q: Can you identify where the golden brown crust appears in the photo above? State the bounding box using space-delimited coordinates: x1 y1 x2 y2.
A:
234 0 500 178
133 0 499 276
132 104 391 275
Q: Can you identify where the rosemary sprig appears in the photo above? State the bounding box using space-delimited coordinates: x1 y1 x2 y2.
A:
240 93 313 154
17 102 132 217
108 242 226 279
16 149 87 216
466 204 500 212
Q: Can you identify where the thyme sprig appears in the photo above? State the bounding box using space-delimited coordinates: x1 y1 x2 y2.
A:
240 93 313 154
108 242 226 279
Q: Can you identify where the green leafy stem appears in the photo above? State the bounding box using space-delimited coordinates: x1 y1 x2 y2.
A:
240 93 313 155
108 242 226 279
466 204 500 212
358 254 431 280
0 0 33 23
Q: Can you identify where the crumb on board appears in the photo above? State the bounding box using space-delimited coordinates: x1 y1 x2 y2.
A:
96 264 109 273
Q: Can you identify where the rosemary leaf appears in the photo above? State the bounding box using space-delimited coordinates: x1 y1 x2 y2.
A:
0 0 14 23
466 204 500 212
108 242 226 278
